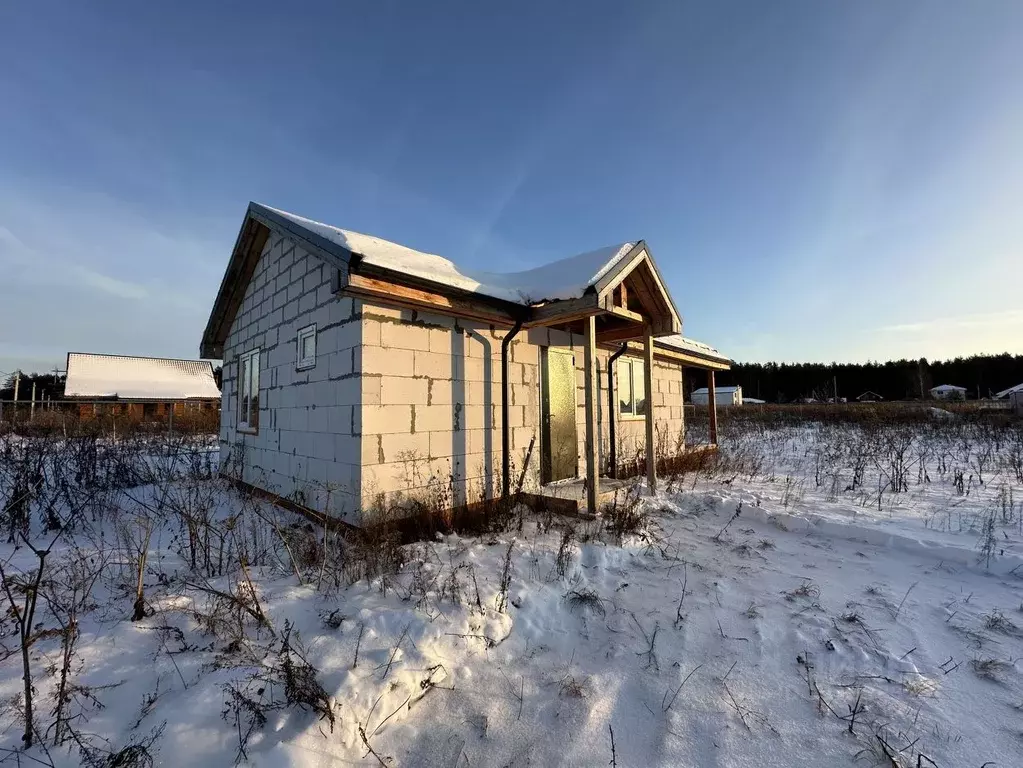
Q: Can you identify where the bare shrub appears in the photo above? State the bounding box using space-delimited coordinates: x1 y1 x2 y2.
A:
971 657 1015 682
565 588 606 617
220 621 335 764
784 580 821 602
601 484 646 541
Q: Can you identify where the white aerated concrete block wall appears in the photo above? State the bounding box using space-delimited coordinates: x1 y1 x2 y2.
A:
358 304 541 513
220 233 363 521
358 300 685 514
220 242 685 524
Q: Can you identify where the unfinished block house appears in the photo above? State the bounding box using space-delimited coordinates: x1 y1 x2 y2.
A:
201 203 730 525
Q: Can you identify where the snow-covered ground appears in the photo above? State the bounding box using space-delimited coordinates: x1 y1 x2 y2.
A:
0 421 1021 767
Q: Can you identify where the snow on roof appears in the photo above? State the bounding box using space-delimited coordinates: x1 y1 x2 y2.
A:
262 205 634 305
692 386 740 394
65 353 221 400
994 383 1023 399
655 335 731 363
930 384 967 392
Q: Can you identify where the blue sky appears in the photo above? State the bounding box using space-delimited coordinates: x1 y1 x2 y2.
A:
2 1 1022 377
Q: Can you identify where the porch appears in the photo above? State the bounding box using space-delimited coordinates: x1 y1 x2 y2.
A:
511 246 730 514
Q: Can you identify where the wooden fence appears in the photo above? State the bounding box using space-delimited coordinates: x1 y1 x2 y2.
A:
0 398 220 435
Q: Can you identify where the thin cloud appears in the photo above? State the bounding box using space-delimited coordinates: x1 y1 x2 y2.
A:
0 183 228 374
876 310 1023 335
73 265 148 300
0 220 149 300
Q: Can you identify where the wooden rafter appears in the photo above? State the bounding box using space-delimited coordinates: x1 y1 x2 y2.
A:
608 305 644 324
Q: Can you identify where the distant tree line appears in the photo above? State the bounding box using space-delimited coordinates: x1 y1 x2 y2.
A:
1 372 65 402
717 353 1023 403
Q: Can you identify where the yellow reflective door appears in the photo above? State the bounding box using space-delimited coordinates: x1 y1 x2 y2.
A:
541 348 578 484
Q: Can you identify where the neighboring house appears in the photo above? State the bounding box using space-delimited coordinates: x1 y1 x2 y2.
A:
929 384 967 401
200 203 731 525
64 353 221 419
691 385 742 406
743 397 766 405
856 391 883 402
1012 390 1023 416
994 383 1023 400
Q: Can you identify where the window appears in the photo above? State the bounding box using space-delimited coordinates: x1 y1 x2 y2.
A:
617 359 647 418
237 348 260 432
297 324 317 370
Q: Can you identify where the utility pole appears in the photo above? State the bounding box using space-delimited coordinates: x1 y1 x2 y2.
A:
31 381 36 421
833 375 838 403
13 370 20 402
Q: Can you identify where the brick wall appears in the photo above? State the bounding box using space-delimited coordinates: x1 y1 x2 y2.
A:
220 233 363 521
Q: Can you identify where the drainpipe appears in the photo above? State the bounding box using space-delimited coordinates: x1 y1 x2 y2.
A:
607 342 629 479
501 319 524 498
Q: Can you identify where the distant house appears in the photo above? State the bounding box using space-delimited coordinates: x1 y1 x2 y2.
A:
994 383 1023 401
929 384 967 401
64 353 221 419
856 391 883 402
199 202 731 524
1012 390 1023 416
744 397 766 405
692 385 742 406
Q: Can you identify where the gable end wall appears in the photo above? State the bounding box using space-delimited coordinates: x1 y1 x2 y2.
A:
219 232 363 522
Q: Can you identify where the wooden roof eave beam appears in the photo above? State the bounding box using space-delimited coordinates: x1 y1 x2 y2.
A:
343 271 524 327
527 295 670 332
656 347 731 371
524 294 603 329
594 334 730 371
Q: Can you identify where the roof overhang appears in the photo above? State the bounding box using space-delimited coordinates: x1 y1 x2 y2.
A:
201 203 364 358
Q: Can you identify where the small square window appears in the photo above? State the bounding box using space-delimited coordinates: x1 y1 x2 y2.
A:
297 325 317 369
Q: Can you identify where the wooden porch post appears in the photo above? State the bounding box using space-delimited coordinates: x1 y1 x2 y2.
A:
644 324 656 494
584 315 599 513
707 369 719 445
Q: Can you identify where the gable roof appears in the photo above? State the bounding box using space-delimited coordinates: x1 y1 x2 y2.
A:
994 383 1023 399
692 386 740 395
930 384 967 392
64 353 221 400
262 205 638 306
202 202 689 358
